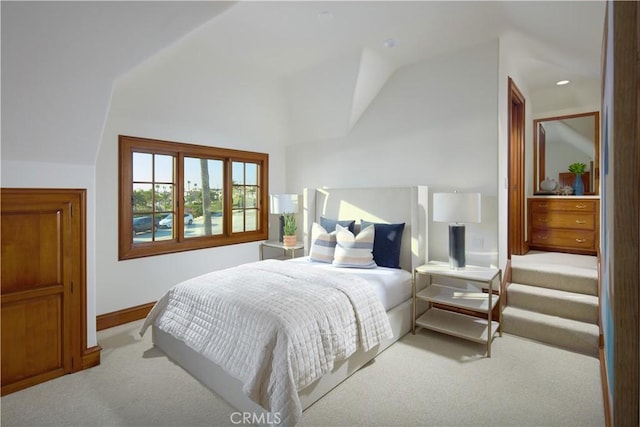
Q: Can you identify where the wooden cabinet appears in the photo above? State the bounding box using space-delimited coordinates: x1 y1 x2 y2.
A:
528 197 599 255
1 189 96 396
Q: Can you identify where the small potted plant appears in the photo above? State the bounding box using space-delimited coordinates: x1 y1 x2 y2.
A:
568 162 587 195
282 212 297 247
568 162 586 175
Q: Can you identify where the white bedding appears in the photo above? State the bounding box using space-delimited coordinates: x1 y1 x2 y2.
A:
140 259 393 427
286 257 413 311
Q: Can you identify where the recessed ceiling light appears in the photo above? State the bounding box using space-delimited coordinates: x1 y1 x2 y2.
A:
317 11 334 22
556 80 570 86
383 38 398 48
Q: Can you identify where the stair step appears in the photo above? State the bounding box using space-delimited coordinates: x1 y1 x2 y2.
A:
511 265 597 295
507 283 598 324
502 306 599 357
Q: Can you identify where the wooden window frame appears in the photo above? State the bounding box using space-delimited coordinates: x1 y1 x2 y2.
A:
118 135 269 260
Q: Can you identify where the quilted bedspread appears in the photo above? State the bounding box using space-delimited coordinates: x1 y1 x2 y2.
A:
140 259 393 426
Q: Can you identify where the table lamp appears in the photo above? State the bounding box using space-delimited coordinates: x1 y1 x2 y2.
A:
433 192 481 269
269 194 299 242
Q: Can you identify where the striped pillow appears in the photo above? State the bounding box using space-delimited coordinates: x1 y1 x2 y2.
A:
309 222 337 263
332 224 376 268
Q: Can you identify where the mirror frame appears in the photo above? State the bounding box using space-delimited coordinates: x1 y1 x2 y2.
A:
533 111 600 195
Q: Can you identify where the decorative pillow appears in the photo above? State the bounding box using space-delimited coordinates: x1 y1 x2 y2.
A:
309 222 337 263
320 216 356 233
332 224 376 268
360 220 405 269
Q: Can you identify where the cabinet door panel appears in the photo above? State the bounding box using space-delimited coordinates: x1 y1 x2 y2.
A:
1 293 63 384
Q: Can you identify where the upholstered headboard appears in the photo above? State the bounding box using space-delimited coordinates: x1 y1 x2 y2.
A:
302 186 429 272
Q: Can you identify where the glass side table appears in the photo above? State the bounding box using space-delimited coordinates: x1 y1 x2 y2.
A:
259 240 304 260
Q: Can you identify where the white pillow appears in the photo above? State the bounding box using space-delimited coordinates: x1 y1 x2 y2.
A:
332 224 376 268
309 222 337 263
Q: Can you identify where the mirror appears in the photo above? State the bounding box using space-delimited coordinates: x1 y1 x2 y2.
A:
533 111 599 195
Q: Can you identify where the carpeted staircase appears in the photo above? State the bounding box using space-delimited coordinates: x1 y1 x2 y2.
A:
502 251 599 358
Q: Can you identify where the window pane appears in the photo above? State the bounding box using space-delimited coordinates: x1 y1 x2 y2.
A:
232 209 244 232
133 152 152 181
185 157 224 238
132 184 153 213
155 213 174 242
133 214 156 244
154 154 174 182
245 163 258 186
154 184 173 212
245 209 258 231
245 186 258 208
232 162 245 185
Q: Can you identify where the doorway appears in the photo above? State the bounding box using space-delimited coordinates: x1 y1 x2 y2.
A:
507 77 527 256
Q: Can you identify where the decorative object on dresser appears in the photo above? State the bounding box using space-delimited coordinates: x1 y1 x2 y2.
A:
269 193 299 243
528 197 599 255
540 177 558 192
433 192 481 269
568 162 587 196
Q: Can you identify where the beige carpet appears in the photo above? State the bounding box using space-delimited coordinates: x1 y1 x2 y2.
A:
1 320 604 427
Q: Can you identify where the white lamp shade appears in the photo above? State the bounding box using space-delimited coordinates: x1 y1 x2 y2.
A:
433 192 481 223
270 194 299 214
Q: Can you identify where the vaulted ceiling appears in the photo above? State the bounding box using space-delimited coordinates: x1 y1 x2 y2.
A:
1 1 605 166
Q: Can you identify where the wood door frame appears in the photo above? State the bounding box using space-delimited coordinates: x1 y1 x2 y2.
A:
507 78 527 256
1 188 98 395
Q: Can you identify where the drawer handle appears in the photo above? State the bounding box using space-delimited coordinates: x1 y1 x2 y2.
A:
537 218 548 223
537 204 548 208
575 220 587 224
575 204 587 209
538 235 548 240
575 238 587 243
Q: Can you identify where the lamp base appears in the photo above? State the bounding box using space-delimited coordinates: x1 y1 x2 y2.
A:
448 224 466 269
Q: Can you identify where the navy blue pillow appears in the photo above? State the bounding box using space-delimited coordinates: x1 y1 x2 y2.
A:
360 220 405 269
320 216 355 233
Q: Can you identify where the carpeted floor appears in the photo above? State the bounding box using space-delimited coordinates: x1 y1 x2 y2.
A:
1 320 604 427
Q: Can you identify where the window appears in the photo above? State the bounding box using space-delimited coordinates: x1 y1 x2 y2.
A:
119 135 269 260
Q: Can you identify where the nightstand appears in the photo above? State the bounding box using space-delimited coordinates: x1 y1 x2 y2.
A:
412 261 502 357
259 241 304 260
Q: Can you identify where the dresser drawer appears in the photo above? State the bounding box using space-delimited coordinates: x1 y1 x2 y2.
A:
530 212 595 230
530 229 595 251
529 199 597 213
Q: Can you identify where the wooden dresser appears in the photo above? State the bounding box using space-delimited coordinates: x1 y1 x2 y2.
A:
528 197 599 255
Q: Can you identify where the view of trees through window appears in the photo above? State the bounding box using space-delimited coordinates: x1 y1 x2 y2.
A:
119 135 268 260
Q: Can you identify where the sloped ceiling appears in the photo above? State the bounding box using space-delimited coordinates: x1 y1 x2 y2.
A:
1 1 233 165
1 1 605 165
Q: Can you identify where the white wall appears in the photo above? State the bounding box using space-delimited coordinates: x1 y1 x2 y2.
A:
286 40 500 268
95 35 289 315
498 34 534 268
1 160 98 347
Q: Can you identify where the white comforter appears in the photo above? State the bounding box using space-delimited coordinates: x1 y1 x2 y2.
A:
140 259 393 426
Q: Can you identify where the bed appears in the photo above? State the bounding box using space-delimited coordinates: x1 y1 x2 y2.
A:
141 186 429 426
